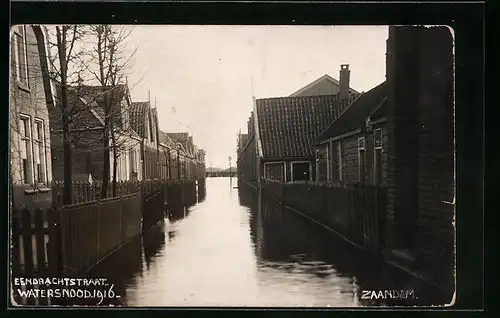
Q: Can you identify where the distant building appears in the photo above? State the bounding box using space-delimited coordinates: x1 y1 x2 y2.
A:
50 84 142 182
129 100 160 180
289 65 359 98
314 82 387 185
254 92 357 183
237 65 361 185
10 25 55 209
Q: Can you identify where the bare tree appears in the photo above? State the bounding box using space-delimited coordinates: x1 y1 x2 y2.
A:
84 25 138 197
44 25 87 205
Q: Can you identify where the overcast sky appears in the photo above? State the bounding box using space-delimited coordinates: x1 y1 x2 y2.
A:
124 25 388 168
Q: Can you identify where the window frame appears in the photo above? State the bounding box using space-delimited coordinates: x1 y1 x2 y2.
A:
291 161 312 182
12 25 29 87
337 141 344 182
264 161 286 182
374 128 383 150
19 114 34 185
358 137 366 184
33 118 48 185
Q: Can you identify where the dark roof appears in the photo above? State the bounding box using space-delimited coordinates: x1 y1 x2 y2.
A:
256 94 357 160
316 81 387 143
167 132 189 142
76 84 128 119
129 101 150 138
167 132 195 156
158 130 176 148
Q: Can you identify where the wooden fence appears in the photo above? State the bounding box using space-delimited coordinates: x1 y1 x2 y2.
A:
59 193 142 276
12 179 202 281
11 208 61 277
52 181 140 207
263 180 387 253
142 182 166 231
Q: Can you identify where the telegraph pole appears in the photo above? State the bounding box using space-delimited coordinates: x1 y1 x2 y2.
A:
228 156 232 185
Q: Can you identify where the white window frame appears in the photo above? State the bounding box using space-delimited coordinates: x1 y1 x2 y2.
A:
19 114 34 185
358 137 366 183
290 161 312 182
373 129 384 184
263 161 286 182
12 25 29 86
33 118 48 185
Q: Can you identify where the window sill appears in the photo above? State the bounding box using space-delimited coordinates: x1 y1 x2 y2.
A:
23 186 51 194
24 188 37 195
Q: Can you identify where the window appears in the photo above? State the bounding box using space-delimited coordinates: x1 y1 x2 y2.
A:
12 26 28 85
291 161 311 182
374 129 383 185
19 115 33 184
265 162 285 181
129 149 137 180
337 142 344 181
358 137 366 184
316 148 328 182
34 119 47 184
374 128 383 150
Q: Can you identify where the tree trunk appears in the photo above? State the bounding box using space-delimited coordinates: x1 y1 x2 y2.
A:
111 132 118 197
101 126 110 199
57 26 73 205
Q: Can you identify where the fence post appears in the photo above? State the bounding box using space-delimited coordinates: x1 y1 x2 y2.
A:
12 212 20 277
34 209 46 275
47 207 61 276
21 209 34 276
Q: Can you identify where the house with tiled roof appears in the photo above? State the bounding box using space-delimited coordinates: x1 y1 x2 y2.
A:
314 81 388 185
129 100 161 180
49 83 143 182
166 132 202 179
254 92 357 183
289 65 359 98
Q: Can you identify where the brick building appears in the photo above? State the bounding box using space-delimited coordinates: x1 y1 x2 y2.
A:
10 25 55 209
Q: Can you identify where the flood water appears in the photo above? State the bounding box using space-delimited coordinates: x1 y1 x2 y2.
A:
89 177 438 307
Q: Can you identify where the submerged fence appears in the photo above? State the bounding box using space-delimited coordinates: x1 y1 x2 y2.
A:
263 180 387 253
12 178 205 279
59 193 142 276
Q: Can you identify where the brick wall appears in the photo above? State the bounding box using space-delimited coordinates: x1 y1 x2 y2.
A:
385 26 421 251
385 26 454 300
415 27 455 296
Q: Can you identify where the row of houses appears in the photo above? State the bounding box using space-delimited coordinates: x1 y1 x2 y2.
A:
237 26 454 299
9 25 206 208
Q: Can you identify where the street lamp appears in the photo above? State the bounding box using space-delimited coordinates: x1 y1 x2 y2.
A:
228 156 232 181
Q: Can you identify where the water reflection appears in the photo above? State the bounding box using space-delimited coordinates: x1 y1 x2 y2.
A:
87 178 441 307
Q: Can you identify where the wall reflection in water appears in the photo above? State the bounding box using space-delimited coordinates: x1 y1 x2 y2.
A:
84 178 441 307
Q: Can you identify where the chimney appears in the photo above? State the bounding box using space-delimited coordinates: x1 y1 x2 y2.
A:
339 64 350 99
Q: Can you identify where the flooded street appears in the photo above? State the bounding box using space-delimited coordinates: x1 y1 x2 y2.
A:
90 177 405 307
